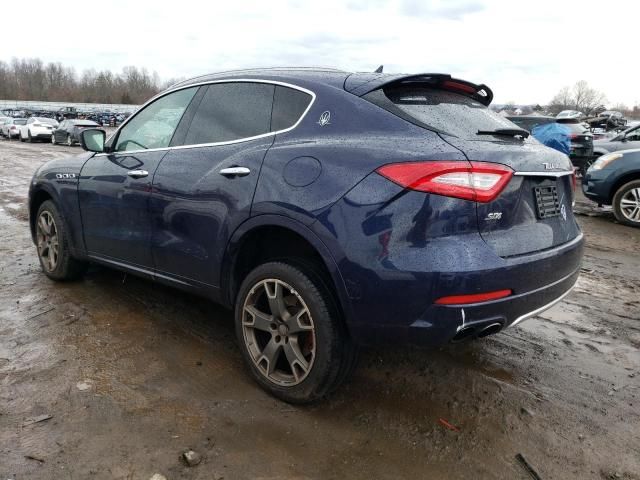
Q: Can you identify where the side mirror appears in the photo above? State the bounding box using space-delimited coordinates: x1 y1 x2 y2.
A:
80 128 106 152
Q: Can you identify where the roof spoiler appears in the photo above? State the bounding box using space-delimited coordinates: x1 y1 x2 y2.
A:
344 73 493 106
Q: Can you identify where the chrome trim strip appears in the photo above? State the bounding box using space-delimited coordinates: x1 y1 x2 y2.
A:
514 171 573 177
95 79 317 157
509 283 576 328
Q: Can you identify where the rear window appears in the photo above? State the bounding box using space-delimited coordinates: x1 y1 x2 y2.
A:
14 119 27 125
366 86 516 140
558 122 588 134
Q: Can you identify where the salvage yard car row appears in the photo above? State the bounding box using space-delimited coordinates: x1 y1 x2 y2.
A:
0 116 101 145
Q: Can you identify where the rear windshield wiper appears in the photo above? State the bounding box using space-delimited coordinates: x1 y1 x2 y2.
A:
477 128 529 139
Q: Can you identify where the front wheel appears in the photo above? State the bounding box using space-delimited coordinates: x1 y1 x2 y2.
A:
235 261 357 403
66 134 72 146
613 180 640 227
35 200 87 280
51 134 56 144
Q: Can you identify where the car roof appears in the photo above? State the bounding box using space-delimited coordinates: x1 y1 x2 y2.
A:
168 67 493 104
171 67 350 90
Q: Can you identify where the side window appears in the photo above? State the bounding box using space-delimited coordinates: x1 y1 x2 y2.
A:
115 87 197 152
183 82 274 145
271 86 313 131
627 127 640 141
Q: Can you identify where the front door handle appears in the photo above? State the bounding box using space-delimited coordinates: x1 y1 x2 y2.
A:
127 169 149 179
219 167 250 177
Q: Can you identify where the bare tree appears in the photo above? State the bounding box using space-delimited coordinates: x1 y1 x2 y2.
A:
549 81 606 116
572 80 606 115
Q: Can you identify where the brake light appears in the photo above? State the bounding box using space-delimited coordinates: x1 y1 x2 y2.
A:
376 161 513 203
571 171 577 193
435 289 512 305
441 80 476 94
568 134 578 140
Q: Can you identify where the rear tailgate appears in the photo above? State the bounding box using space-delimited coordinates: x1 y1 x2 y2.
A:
441 136 579 257
360 80 580 258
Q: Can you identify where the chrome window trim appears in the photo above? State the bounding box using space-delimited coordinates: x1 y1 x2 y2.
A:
513 171 574 177
96 79 316 157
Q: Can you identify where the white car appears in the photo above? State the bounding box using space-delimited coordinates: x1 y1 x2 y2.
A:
556 110 583 119
18 117 59 142
0 117 11 136
1 118 28 139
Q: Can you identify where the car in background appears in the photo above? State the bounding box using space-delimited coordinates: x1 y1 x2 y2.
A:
583 149 640 227
1 117 28 139
0 117 11 135
52 119 101 146
557 110 583 119
28 68 583 402
506 115 555 133
18 117 59 142
593 124 640 156
556 119 593 157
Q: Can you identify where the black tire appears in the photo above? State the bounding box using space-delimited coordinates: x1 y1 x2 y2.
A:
35 200 87 280
19 133 24 142
28 131 33 143
612 180 640 228
235 261 356 404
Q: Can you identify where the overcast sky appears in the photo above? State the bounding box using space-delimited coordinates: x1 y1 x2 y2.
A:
3 0 638 106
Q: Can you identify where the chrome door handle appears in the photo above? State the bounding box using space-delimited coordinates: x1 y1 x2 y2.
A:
127 169 149 178
219 167 250 177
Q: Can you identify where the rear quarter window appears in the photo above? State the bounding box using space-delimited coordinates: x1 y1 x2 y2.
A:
271 86 313 131
365 86 518 140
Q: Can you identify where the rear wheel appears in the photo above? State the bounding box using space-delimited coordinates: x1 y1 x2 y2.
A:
235 261 356 403
613 180 640 227
19 133 24 142
35 200 87 280
28 131 33 143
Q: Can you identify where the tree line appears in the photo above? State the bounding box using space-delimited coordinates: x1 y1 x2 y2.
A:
0 58 179 105
549 80 639 118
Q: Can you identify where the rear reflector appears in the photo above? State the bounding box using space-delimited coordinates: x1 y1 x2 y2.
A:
376 161 513 203
435 289 512 305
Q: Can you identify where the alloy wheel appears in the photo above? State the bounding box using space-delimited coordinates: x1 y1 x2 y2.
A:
36 211 59 272
241 278 316 386
67 135 72 146
619 187 640 223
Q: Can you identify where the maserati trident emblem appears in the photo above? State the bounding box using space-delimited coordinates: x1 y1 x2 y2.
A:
542 162 561 170
318 111 331 126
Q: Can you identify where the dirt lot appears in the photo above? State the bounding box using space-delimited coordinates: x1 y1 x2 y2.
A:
0 137 638 480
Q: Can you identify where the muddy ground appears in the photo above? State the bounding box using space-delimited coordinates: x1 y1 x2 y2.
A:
0 137 638 480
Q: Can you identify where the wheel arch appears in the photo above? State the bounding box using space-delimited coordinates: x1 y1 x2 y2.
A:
222 215 354 330
609 170 640 204
29 185 57 243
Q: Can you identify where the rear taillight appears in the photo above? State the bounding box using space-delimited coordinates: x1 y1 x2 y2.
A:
571 171 577 193
376 161 513 203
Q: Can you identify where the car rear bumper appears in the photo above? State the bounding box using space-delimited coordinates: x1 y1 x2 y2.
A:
345 234 583 347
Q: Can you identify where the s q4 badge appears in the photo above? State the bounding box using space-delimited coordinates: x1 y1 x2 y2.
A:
318 111 331 126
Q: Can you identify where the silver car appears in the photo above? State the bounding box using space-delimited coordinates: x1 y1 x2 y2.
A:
593 124 640 156
1 118 28 139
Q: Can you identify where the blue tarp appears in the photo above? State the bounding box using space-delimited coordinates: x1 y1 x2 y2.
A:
531 123 571 155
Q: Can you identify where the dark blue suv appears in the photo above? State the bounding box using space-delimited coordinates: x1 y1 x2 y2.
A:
28 68 584 402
